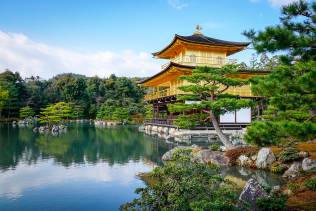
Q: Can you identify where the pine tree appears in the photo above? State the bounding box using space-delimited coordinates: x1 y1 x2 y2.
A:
243 1 316 146
168 65 253 148
243 0 316 63
19 106 35 119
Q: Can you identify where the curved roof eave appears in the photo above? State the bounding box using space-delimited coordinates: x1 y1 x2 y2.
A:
152 34 250 57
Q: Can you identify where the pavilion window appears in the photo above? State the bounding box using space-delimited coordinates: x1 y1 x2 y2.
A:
190 54 197 63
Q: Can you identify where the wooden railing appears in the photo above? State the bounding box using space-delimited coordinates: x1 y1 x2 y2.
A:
161 56 236 70
144 85 253 101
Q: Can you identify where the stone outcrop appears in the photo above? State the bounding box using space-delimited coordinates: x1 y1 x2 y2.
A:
239 178 268 211
238 155 250 167
302 158 316 172
192 149 230 166
161 146 193 162
282 162 302 178
256 148 276 169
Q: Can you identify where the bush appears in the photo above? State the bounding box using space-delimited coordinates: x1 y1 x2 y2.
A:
270 162 287 174
120 150 240 210
209 143 220 151
288 183 300 192
304 178 316 191
245 121 316 147
256 194 287 211
278 147 300 163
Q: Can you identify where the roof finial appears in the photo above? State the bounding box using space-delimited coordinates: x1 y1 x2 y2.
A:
193 24 203 35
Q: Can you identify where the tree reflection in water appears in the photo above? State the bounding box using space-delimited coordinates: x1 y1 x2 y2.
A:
0 124 170 171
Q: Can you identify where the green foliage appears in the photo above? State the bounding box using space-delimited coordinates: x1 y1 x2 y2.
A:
38 102 72 125
288 182 300 192
112 108 129 122
278 146 300 163
0 70 144 121
0 70 26 118
168 65 252 132
304 178 316 191
209 143 220 151
96 104 115 120
144 104 153 119
243 0 316 62
121 149 240 211
270 162 287 174
173 113 209 129
245 120 316 146
0 86 9 117
256 194 287 211
244 1 316 146
19 106 35 119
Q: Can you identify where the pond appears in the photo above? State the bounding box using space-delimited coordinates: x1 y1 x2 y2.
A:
0 123 170 211
0 123 284 211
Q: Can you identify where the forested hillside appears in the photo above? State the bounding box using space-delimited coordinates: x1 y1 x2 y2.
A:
0 70 145 120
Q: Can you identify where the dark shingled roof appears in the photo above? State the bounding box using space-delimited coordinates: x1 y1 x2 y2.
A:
138 62 270 85
153 34 250 56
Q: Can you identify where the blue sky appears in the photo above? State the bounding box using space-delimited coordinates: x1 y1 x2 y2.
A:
0 0 297 78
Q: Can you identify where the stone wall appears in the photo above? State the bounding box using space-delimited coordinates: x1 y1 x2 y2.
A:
141 123 247 145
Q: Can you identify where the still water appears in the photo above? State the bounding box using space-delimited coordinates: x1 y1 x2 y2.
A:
0 123 284 211
0 124 169 211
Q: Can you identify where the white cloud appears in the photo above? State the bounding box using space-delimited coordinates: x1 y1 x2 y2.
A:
0 159 152 199
0 31 161 79
168 0 188 10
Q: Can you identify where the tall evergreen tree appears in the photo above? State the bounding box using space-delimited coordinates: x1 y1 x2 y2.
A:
243 0 316 145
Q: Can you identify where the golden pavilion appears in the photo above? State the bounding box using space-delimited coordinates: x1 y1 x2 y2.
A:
140 25 268 129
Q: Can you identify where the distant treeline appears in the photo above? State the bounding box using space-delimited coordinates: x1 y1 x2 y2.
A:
0 70 145 120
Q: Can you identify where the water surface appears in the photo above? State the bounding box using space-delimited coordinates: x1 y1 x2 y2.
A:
0 123 284 211
0 124 169 211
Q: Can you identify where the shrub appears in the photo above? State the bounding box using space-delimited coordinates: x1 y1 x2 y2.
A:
304 178 316 191
288 183 300 192
256 194 287 211
270 162 287 174
244 121 280 146
278 147 300 163
209 143 220 151
120 150 240 210
245 121 316 147
225 146 258 165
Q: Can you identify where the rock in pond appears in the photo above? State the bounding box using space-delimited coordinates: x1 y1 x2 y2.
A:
302 158 316 172
161 146 194 162
238 155 250 167
282 162 302 178
192 149 230 166
239 178 268 211
256 148 276 169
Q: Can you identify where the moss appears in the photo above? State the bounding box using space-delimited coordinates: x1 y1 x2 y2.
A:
304 177 316 191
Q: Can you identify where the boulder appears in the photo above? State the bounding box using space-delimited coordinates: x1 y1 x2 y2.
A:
51 125 59 133
256 148 276 169
282 162 302 178
161 146 192 162
302 158 316 172
192 149 229 166
239 178 268 211
299 151 309 158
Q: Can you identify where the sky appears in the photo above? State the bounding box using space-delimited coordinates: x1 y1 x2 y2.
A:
0 0 299 79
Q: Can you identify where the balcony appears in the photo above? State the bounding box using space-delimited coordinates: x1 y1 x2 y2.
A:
161 55 236 70
144 85 253 101
144 88 187 101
